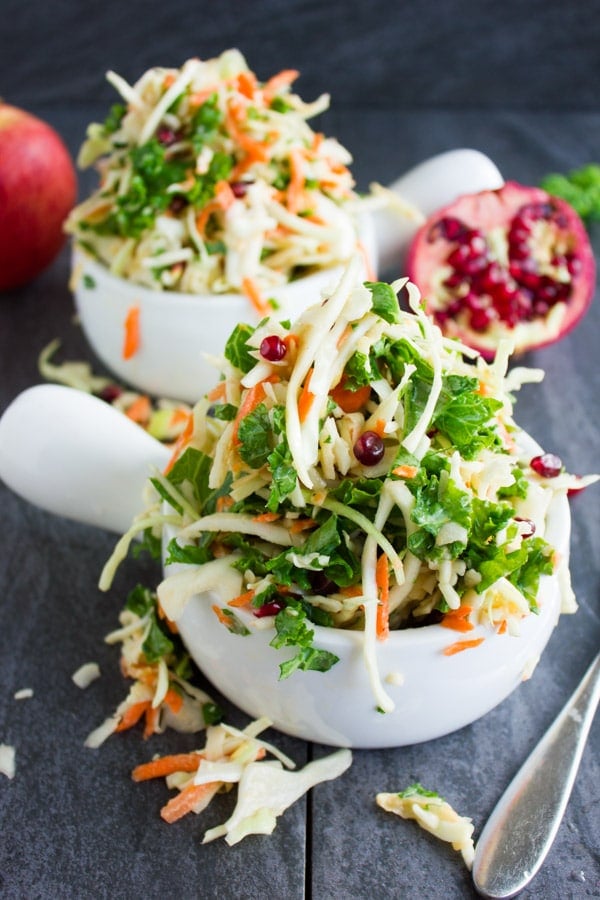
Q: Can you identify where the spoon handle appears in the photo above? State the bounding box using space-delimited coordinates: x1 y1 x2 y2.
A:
472 652 600 899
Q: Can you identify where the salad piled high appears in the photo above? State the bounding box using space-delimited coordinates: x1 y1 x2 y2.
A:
102 259 594 711
66 49 364 306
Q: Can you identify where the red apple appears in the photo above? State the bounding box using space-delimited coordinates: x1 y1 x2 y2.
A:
0 103 77 292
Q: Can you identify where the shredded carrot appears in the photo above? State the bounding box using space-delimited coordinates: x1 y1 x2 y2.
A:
212 604 232 628
123 305 141 360
286 148 306 214
241 276 270 316
163 72 176 89
392 464 419 479
143 705 160 739
252 512 281 523
115 701 151 733
443 637 485 656
497 619 508 635
231 381 267 446
298 368 315 422
289 517 317 534
226 100 270 163
228 589 256 608
329 377 371 414
207 381 227 401
441 605 474 633
237 70 258 99
371 418 387 438
262 68 299 102
336 324 353 349
164 411 195 474
216 495 234 512
169 407 192 428
164 688 184 714
195 179 236 236
340 584 363 598
160 781 220 824
125 394 151 424
356 240 376 281
132 753 203 782
188 87 217 108
375 554 390 640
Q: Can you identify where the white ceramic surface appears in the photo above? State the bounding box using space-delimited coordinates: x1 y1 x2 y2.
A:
0 384 169 533
71 149 504 403
0 385 565 749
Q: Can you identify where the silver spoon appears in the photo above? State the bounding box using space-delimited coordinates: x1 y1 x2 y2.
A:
472 651 600 898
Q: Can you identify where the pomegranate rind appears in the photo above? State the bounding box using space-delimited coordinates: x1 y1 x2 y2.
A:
406 181 596 358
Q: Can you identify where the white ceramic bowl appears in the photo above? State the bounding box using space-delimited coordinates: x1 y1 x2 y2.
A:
165 438 568 749
71 213 376 404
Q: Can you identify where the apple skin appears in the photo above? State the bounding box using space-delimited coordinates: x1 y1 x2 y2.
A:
0 103 78 292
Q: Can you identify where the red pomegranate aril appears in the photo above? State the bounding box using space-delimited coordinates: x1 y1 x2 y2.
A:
515 517 536 538
157 126 178 146
254 598 287 618
231 181 251 198
530 453 562 478
428 216 469 242
98 384 123 403
260 334 287 361
469 307 495 331
353 431 385 466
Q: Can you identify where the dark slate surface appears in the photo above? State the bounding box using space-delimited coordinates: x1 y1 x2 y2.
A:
1 6 600 898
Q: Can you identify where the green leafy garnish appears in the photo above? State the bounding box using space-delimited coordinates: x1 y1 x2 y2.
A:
541 164 600 224
224 323 257 373
271 599 339 679
365 281 401 324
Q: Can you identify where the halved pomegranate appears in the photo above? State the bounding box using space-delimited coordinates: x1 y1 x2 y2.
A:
406 181 596 357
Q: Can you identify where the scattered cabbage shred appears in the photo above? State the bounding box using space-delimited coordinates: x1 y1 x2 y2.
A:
102 263 597 713
66 49 364 301
377 784 475 869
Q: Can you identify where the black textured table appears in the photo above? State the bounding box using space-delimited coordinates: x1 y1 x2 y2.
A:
1 103 599 899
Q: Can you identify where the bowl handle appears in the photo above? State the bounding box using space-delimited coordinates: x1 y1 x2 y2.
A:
0 384 170 534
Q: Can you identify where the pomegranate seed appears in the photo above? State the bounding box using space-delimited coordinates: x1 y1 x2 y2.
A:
353 431 385 466
515 517 536 538
98 384 122 403
469 307 494 331
428 216 469 242
157 126 178 146
231 181 251 198
254 598 287 618
168 195 188 215
530 453 562 478
259 334 287 361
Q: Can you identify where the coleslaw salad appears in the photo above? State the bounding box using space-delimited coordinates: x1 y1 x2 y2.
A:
65 49 367 310
100 259 597 712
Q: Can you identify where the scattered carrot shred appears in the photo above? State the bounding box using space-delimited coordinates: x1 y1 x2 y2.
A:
286 147 305 214
443 637 485 656
160 782 219 824
164 688 184 714
497 620 508 635
132 753 203 782
143 706 160 739
440 605 474 633
123 305 141 360
375 554 390 640
115 701 151 733
340 584 363 598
